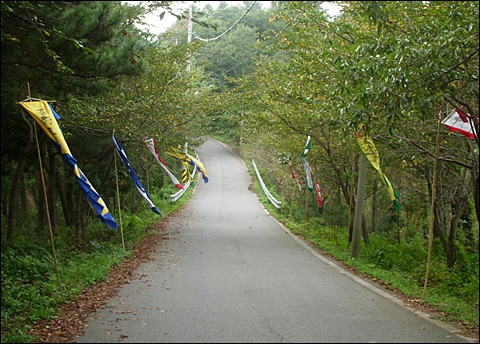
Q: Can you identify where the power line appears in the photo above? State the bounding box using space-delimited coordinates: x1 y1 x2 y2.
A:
224 1 316 74
194 1 257 42
224 21 292 74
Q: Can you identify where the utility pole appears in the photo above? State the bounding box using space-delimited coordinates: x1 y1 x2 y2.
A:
187 4 192 72
351 154 367 258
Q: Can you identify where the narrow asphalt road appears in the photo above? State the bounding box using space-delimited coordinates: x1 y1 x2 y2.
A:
77 138 472 343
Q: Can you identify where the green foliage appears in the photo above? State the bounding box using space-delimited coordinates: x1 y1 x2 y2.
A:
0 330 37 344
323 203 349 228
0 239 126 341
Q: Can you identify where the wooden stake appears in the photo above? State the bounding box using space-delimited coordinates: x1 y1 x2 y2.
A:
27 83 62 293
113 130 125 253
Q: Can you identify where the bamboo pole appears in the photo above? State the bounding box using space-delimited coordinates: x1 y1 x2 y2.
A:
145 149 151 223
304 187 309 219
27 83 62 293
113 130 125 253
304 188 308 237
289 183 295 218
422 112 442 300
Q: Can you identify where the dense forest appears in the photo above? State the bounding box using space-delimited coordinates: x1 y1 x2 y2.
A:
1 1 478 342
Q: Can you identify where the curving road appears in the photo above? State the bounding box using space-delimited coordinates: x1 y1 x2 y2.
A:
77 138 472 343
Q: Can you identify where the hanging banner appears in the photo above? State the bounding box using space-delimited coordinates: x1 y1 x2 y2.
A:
356 131 401 210
113 135 161 215
145 138 184 189
166 146 209 183
20 100 117 229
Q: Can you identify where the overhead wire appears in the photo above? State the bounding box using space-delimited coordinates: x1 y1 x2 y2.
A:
194 1 257 42
192 1 311 74
224 21 292 74
224 2 312 75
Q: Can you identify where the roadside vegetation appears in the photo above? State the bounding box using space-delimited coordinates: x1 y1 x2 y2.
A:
216 134 479 336
1 185 195 343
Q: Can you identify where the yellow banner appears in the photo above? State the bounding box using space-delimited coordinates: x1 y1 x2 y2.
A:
20 100 118 229
356 132 401 210
20 101 70 155
166 147 209 183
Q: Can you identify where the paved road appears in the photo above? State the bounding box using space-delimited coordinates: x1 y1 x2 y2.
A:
78 138 472 343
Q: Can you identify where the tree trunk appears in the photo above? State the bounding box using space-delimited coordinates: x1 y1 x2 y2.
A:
66 180 75 225
6 106 37 244
6 145 34 244
47 143 57 229
56 170 74 227
447 196 467 268
474 172 479 225
36 163 48 234
433 201 448 252
131 184 138 214
74 189 83 248
461 201 475 249
347 154 357 243
423 162 448 251
362 214 370 244
19 174 27 212
1 161 12 218
80 200 87 248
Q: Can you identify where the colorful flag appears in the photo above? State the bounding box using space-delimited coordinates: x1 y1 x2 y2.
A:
300 135 314 191
441 109 478 139
186 153 209 183
144 138 184 190
356 132 401 210
113 136 161 215
308 162 323 206
288 161 303 191
301 156 314 191
20 100 118 229
302 135 312 156
166 147 209 183
315 183 323 207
